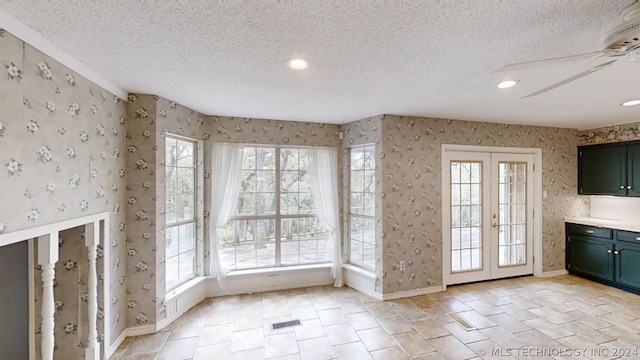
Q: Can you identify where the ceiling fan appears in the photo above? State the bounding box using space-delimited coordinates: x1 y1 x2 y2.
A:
495 1 640 98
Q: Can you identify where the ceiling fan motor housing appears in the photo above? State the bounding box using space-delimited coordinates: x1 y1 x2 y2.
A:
604 11 640 51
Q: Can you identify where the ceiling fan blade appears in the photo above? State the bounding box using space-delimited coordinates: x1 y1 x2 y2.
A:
520 59 619 99
494 51 605 73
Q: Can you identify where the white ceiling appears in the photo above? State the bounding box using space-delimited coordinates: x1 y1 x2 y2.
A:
1 0 639 129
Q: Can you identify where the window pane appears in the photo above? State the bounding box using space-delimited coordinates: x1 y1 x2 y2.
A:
176 194 194 221
165 256 179 289
350 192 364 214
238 193 256 215
350 170 364 192
179 250 195 283
299 193 314 214
166 226 179 258
281 193 299 214
179 223 195 252
257 147 276 170
176 168 194 194
166 195 176 224
176 140 194 167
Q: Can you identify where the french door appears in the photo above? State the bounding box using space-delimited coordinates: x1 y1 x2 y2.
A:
443 151 534 285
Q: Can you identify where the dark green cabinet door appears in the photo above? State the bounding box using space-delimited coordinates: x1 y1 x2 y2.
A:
578 144 626 195
567 236 614 282
615 242 640 291
626 144 640 196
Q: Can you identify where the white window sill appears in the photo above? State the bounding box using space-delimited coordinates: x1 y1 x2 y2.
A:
165 276 207 302
227 263 331 277
342 264 376 279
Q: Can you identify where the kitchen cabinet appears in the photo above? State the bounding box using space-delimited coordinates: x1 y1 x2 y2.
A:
566 223 640 294
578 141 640 196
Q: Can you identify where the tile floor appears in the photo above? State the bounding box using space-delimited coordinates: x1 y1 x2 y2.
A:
109 275 640 360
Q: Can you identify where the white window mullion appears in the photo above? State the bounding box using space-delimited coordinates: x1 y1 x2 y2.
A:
275 148 282 267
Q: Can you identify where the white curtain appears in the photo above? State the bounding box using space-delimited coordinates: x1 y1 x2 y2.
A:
209 143 244 282
308 147 344 287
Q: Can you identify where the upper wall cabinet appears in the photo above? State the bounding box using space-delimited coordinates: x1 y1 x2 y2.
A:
578 141 640 196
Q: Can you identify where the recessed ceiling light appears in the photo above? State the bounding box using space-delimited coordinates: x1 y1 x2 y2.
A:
497 80 519 89
287 58 308 70
622 99 640 107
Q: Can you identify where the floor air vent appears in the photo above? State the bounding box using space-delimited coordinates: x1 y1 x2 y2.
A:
271 319 301 330
445 312 475 331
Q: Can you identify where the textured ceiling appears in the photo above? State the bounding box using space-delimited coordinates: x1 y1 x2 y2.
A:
0 0 638 129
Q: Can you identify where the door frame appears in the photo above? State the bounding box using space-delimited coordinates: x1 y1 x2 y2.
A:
441 144 543 290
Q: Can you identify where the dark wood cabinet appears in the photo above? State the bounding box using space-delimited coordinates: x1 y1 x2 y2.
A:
566 223 640 294
578 141 640 196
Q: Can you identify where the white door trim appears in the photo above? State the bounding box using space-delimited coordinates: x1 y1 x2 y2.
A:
441 145 543 290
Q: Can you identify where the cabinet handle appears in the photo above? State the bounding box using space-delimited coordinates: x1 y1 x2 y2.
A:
585 230 595 234
614 250 620 255
628 185 632 190
607 249 612 253
620 185 626 189
635 237 640 241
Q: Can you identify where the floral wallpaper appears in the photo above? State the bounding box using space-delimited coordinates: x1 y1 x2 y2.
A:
124 94 343 327
577 121 640 145
342 115 587 295
0 29 127 357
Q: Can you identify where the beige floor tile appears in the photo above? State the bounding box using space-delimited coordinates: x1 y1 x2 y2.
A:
205 308 237 326
479 326 529 349
465 339 518 360
441 322 487 344
193 342 231 360
199 323 234 346
324 323 359 346
231 328 264 353
235 311 264 331
120 353 159 360
122 331 170 357
339 298 368 314
317 308 348 326
290 305 319 320
333 341 373 360
365 302 398 318
357 327 397 352
287 293 313 308
294 319 326 340
167 318 205 340
464 299 503 316
391 330 435 357
485 313 531 333
156 337 199 360
429 335 479 360
347 311 380 331
230 347 265 360
264 332 299 358
312 296 340 311
456 310 498 329
377 315 413 335
111 275 640 360
370 346 409 360
410 318 449 340
298 337 335 360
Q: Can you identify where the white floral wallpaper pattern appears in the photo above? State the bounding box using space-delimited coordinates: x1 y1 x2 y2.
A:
343 115 588 294
0 29 127 357
577 121 640 145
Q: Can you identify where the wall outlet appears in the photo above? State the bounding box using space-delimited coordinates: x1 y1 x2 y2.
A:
399 261 405 271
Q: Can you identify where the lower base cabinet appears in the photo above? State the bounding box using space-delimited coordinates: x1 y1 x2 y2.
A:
566 223 640 294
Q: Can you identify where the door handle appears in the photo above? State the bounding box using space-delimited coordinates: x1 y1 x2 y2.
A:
635 237 640 241
620 185 625 189
585 230 595 234
614 250 620 255
607 249 612 253
627 185 632 190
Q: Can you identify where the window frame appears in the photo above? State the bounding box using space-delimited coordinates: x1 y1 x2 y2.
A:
220 145 332 270
348 144 376 271
164 134 203 291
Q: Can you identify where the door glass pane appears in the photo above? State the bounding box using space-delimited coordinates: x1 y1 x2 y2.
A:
498 162 527 267
450 161 482 273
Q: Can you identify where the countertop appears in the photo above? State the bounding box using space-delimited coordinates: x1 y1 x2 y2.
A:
564 217 640 233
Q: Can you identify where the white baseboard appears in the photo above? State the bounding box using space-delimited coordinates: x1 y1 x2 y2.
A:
381 285 444 300
104 324 155 359
537 269 569 278
157 277 209 331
